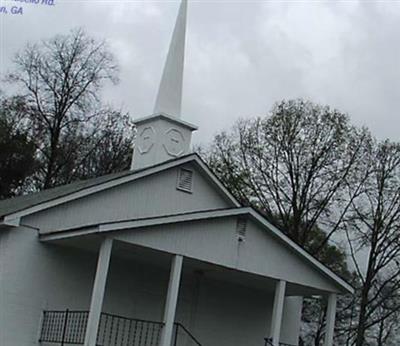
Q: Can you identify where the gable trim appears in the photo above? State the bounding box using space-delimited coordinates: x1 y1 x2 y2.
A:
2 154 240 226
40 208 247 239
247 209 354 294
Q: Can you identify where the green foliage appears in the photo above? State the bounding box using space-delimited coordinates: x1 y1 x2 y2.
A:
306 227 351 280
0 96 36 198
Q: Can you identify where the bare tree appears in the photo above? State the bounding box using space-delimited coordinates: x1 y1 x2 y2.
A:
202 99 373 346
205 99 368 254
373 297 400 346
344 140 400 346
7 28 122 189
66 109 134 181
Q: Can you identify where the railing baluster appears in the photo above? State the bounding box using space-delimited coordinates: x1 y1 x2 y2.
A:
138 320 144 346
127 318 133 346
113 315 119 345
49 312 55 341
149 322 156 346
121 317 126 346
108 312 114 345
143 320 150 346
133 319 138 346
101 313 108 345
60 309 69 346
53 312 57 341
157 324 162 346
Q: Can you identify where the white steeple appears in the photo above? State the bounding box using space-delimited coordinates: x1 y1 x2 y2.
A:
131 0 198 171
154 0 187 117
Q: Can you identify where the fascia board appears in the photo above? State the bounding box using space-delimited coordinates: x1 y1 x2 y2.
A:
191 157 241 208
248 209 354 294
39 208 250 241
39 226 100 242
99 208 250 232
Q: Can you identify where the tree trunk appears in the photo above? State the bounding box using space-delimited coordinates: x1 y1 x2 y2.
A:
377 318 384 346
43 129 60 189
355 286 369 346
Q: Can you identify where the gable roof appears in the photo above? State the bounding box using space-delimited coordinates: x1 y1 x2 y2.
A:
0 152 353 294
0 154 240 225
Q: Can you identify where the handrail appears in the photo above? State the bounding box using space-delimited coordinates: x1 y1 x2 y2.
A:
101 311 163 325
173 322 202 346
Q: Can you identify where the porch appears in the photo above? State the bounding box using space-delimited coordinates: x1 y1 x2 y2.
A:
38 310 296 346
38 227 337 346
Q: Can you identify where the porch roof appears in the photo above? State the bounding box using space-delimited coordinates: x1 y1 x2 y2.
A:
40 207 354 295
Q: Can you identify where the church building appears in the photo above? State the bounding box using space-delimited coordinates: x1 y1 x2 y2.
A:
0 1 353 346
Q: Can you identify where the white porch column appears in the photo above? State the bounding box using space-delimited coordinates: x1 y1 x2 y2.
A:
324 293 337 346
84 237 113 346
270 280 286 346
160 255 183 346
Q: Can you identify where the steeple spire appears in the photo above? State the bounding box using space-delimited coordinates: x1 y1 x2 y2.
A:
130 0 197 171
154 0 188 117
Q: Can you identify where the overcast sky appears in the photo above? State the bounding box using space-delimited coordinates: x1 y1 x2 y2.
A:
1 0 400 145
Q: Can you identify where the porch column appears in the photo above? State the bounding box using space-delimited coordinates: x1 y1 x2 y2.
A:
270 280 286 346
323 293 337 346
84 237 113 346
160 255 183 346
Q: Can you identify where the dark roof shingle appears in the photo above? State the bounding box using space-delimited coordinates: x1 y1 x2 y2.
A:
0 170 134 219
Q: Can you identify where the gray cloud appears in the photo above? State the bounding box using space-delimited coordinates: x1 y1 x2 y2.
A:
1 0 399 145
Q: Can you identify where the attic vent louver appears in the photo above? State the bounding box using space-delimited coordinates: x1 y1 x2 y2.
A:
177 168 193 193
236 217 247 241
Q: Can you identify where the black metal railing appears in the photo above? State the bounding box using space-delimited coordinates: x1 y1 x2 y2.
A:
40 310 89 345
39 310 201 346
264 337 298 346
